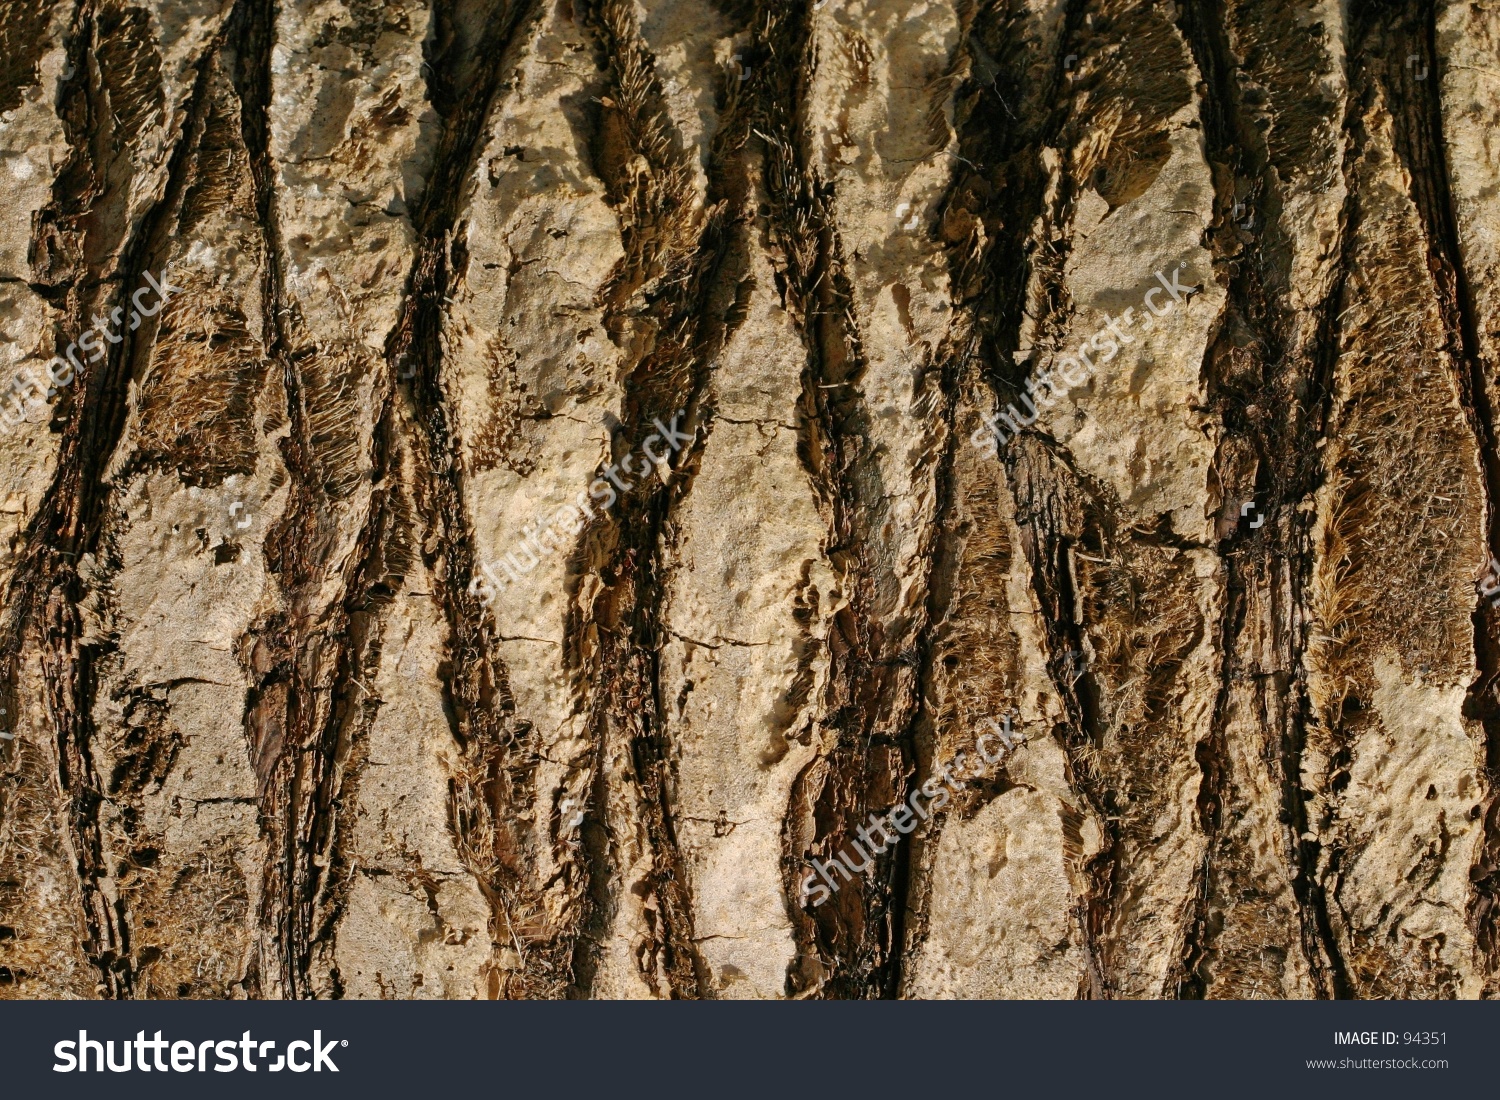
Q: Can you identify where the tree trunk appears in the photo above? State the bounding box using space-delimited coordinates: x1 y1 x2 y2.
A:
1 0 1499 1000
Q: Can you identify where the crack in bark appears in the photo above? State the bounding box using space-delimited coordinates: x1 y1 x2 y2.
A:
1 3 227 996
968 0 1114 999
751 0 922 1000
560 0 757 999
1171 0 1338 1000
227 0 391 998
1383 0 1500 986
383 0 547 999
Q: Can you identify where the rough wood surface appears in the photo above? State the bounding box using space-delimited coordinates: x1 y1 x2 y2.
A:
2 0 1499 1000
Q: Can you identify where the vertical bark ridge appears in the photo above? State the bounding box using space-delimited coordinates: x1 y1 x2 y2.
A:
1172 0 1348 999
561 0 759 999
1386 1 1500 979
751 0 920 998
384 0 550 998
1295 0 1487 997
6 5 227 995
886 0 1095 996
229 0 374 997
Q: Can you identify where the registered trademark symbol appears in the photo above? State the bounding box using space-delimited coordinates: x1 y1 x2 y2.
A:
341 1040 348 1046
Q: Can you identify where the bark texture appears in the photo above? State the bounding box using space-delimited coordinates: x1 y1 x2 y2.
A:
3 0 1500 1000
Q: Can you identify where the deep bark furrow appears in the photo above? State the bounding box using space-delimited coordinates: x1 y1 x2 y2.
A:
10 9 226 995
753 0 919 998
976 0 1109 997
1172 0 1328 999
384 0 549 998
1283 5 1386 997
228 0 389 997
1385 3 1500 973
561 0 762 999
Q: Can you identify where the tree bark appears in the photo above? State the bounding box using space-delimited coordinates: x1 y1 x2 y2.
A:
1 0 1499 1000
